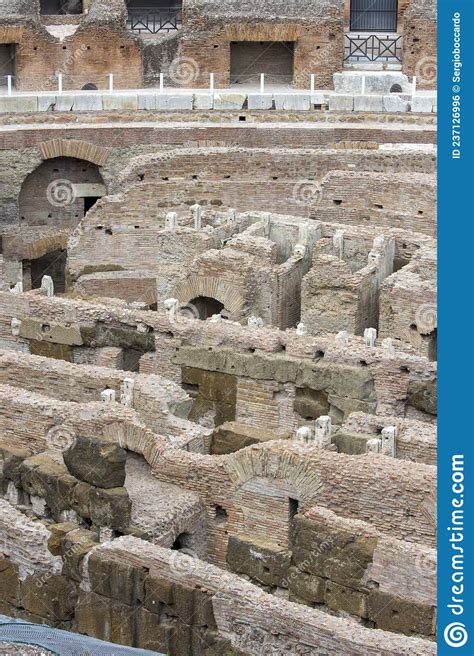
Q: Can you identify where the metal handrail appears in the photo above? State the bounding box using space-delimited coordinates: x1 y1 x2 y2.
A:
344 33 403 62
127 7 183 33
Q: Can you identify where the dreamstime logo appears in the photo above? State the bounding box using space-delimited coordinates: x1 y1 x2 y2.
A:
414 550 436 577
415 303 437 333
169 57 200 85
415 56 438 85
169 550 198 576
47 179 76 207
444 622 468 648
292 180 323 205
45 424 76 451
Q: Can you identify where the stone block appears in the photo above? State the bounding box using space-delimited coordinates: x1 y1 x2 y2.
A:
155 94 194 110
88 551 147 605
383 95 410 112
73 94 103 111
287 567 325 605
89 486 131 529
63 436 126 489
247 94 274 110
353 95 383 112
20 455 77 516
37 95 57 112
311 92 328 106
333 72 409 94
407 379 437 415
22 574 78 621
291 516 376 589
53 95 76 112
411 96 436 113
0 558 21 606
368 590 435 636
273 94 311 110
47 522 77 556
103 93 138 111
329 95 354 111
0 96 38 113
136 608 173 653
0 444 31 487
226 534 291 588
211 421 279 455
213 93 247 110
332 430 373 455
325 580 368 618
193 93 214 110
60 528 98 581
75 590 135 646
70 481 93 518
145 573 174 612
137 93 156 110
19 318 83 346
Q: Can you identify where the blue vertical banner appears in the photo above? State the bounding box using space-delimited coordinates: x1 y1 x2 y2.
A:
438 0 474 653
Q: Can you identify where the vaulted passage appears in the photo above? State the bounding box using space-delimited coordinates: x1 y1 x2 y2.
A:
230 41 294 87
19 157 106 229
40 0 83 14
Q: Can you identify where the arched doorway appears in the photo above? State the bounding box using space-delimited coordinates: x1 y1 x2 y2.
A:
18 157 106 229
187 296 226 320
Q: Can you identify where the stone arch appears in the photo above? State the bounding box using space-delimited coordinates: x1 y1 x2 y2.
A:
37 139 109 167
175 275 246 318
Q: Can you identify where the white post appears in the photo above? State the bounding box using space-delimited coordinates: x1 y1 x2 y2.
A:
260 73 265 94
210 73 214 94
58 73 63 95
361 74 366 95
7 75 12 96
310 74 315 95
109 73 114 94
159 72 164 93
412 75 417 97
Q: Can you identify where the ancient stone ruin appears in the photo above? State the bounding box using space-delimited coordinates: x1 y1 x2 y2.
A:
0 0 437 654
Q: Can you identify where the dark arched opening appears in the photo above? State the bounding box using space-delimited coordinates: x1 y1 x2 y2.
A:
189 296 225 321
19 157 106 229
40 0 83 15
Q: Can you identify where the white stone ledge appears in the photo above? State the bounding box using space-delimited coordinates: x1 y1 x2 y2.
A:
0 91 437 114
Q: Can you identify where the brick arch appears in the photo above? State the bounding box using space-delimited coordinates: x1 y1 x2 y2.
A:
175 275 246 317
224 445 323 505
37 139 109 167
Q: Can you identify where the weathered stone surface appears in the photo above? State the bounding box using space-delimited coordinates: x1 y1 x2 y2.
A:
353 95 383 112
103 94 138 111
287 567 325 605
0 443 31 488
212 421 279 455
22 574 78 621
88 551 146 606
332 430 373 455
329 95 354 111
407 379 437 415
156 94 194 110
145 573 174 612
213 93 246 110
47 522 77 557
368 590 436 636
383 95 410 112
60 528 98 582
291 516 377 589
273 94 310 110
136 608 173 653
63 436 126 489
227 534 291 588
411 96 435 113
89 486 131 529
325 580 368 618
75 590 135 646
247 94 274 110
20 455 77 517
193 93 214 110
0 558 21 606
19 319 83 346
